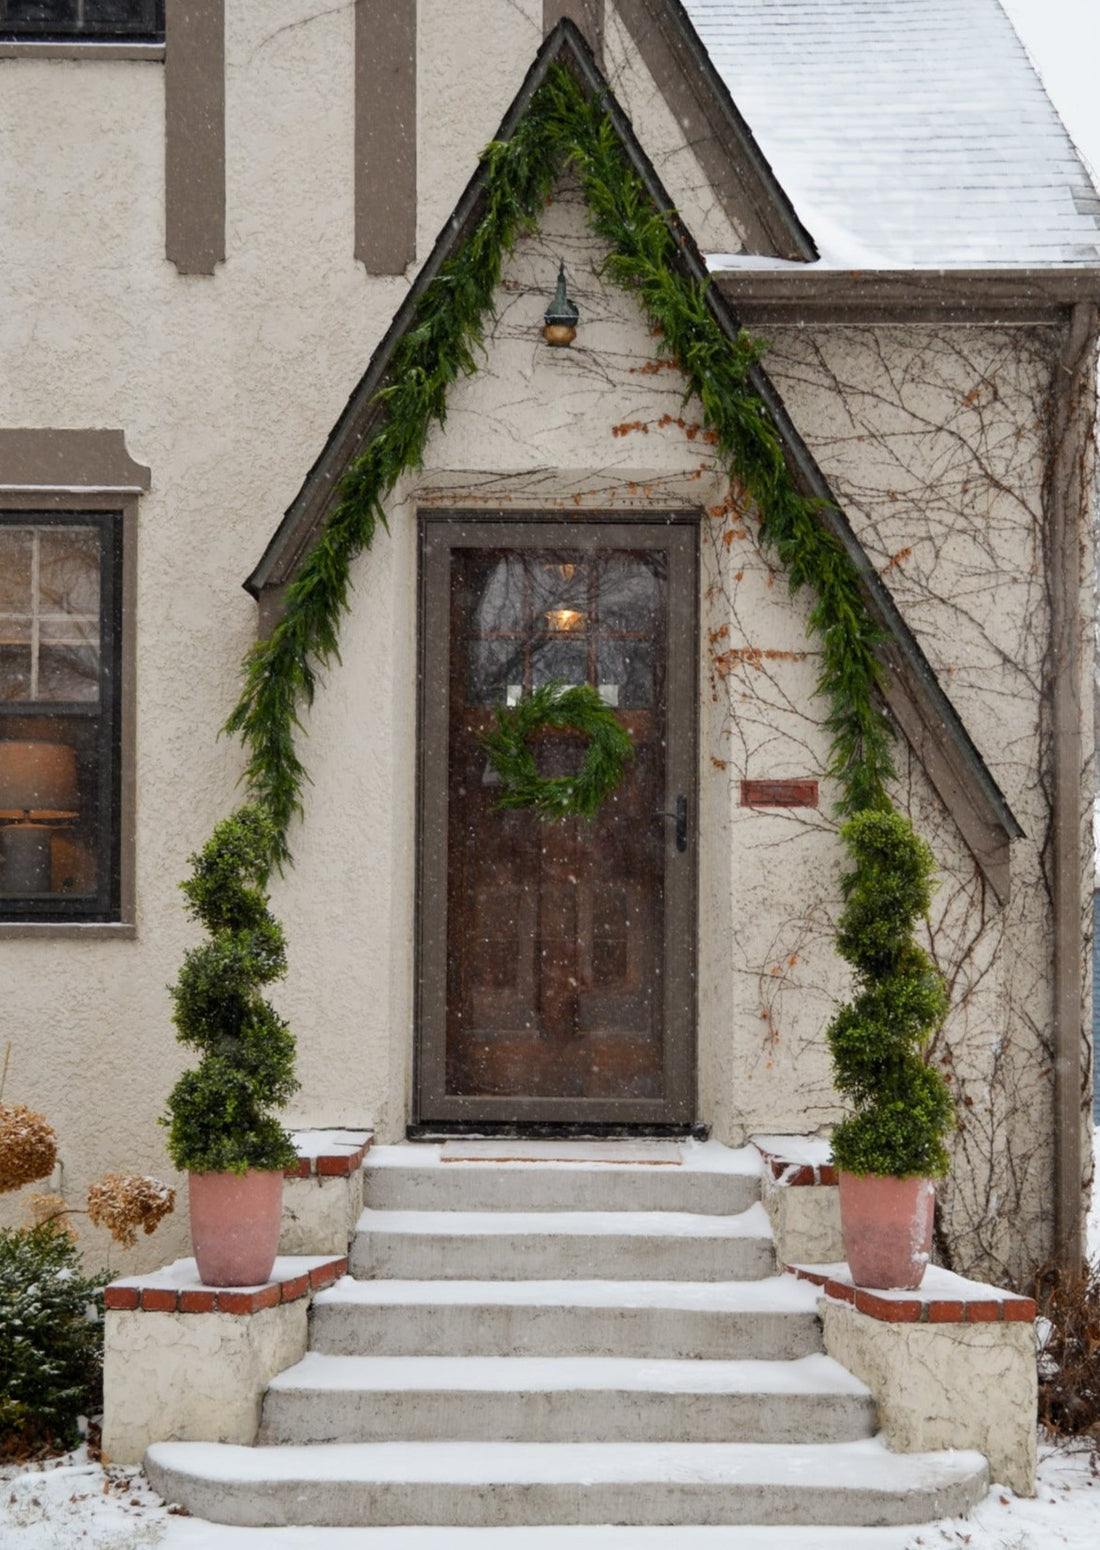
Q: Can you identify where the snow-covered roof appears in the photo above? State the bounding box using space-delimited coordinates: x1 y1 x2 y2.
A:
680 0 1100 267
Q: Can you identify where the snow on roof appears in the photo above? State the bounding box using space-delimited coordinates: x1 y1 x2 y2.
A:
681 0 1100 267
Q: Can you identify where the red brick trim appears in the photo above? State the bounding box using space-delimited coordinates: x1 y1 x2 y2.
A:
104 1256 347 1315
789 1266 1036 1325
754 1141 837 1187
284 1134 373 1179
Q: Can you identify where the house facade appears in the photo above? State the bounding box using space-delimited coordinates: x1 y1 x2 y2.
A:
0 0 1096 1283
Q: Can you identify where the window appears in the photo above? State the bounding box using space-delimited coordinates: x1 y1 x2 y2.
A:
0 1 163 41
0 514 123 921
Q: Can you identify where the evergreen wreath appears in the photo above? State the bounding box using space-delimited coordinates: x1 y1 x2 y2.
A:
480 681 635 820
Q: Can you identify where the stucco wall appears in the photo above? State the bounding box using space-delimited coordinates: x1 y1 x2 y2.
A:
0 9 1086 1282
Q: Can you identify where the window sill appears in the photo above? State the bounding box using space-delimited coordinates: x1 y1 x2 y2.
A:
0 920 136 940
0 40 164 62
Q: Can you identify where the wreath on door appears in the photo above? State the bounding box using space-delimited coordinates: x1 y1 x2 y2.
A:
479 681 634 820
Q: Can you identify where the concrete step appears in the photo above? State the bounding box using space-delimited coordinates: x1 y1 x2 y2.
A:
309 1275 825 1360
364 1141 762 1216
144 1436 989 1528
259 1351 876 1445
117 1527 935 1549
348 1203 776 1282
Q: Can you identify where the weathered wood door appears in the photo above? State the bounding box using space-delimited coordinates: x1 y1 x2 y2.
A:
416 515 697 1128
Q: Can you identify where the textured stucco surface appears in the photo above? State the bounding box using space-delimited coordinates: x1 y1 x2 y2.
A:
762 1179 844 1268
0 8 1091 1285
279 1169 364 1258
821 1300 1038 1495
102 1300 308 1465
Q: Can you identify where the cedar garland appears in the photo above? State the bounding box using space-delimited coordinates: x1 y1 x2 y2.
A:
224 63 895 873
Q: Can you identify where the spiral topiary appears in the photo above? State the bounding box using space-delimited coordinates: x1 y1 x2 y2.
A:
162 805 299 1175
827 809 954 1179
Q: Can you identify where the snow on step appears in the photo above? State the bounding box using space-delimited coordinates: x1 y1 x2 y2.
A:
135 1526 939 1549
349 1203 775 1281
145 1436 989 1529
309 1274 825 1359
260 1352 875 1446
364 1140 762 1214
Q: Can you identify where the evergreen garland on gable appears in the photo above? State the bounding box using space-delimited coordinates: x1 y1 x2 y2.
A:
181 62 949 1181
225 63 895 872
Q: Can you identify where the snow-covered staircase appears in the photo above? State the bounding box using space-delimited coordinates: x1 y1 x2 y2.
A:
145 1141 988 1529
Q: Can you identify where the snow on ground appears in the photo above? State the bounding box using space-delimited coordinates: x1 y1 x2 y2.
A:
2 1130 1098 1549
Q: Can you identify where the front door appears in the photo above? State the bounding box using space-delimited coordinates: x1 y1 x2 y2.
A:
416 515 697 1128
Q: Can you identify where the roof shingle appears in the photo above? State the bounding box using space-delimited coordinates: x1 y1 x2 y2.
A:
680 0 1100 266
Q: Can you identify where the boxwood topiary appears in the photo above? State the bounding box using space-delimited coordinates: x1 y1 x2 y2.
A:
827 809 954 1179
163 805 299 1176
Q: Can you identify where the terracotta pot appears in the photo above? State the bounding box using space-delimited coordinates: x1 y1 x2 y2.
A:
838 1170 935 1290
188 1169 284 1287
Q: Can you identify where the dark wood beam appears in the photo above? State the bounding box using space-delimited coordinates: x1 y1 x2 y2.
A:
355 0 417 274
714 267 1100 325
165 0 225 275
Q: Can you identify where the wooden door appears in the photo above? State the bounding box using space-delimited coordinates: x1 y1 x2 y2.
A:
416 516 697 1128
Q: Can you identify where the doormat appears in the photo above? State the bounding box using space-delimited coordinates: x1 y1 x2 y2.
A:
439 1140 683 1165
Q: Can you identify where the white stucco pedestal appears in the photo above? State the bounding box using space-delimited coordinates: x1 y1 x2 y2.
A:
280 1129 372 1255
101 1254 346 1466
792 1263 1038 1495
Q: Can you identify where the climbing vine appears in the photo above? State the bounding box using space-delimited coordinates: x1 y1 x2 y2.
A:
224 62 895 873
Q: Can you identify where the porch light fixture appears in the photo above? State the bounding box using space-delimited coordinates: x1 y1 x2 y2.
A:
0 741 79 894
543 261 579 346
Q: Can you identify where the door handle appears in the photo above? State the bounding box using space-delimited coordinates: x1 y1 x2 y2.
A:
656 795 689 852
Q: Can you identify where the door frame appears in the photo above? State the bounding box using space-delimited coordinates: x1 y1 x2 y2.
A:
413 510 699 1132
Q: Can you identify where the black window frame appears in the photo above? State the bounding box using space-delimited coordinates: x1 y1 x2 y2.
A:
0 1 164 43
0 510 124 923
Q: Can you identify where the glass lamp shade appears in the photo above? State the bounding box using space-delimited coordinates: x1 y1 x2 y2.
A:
0 742 79 821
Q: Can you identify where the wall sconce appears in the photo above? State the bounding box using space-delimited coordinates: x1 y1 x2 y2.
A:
0 741 79 894
543 261 579 347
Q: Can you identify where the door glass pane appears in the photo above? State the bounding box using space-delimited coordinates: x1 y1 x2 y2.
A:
445 547 668 1102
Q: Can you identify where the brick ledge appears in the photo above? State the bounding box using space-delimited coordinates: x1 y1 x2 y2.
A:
104 1254 346 1315
283 1128 373 1179
789 1262 1036 1324
753 1136 837 1187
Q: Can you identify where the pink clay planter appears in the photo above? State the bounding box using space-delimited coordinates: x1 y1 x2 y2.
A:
838 1170 934 1290
188 1170 284 1287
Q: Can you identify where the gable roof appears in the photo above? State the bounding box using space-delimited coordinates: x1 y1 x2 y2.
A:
247 18 1022 899
682 0 1100 269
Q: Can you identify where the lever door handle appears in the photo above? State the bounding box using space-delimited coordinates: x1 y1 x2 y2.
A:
655 794 689 852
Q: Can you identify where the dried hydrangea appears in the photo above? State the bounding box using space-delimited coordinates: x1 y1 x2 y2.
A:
86 1173 176 1249
22 1192 76 1239
0 1104 58 1193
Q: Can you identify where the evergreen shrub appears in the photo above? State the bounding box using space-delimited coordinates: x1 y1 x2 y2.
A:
163 805 299 1175
827 809 954 1178
0 1224 105 1455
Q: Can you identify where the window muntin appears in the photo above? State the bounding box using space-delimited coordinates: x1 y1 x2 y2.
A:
0 1 163 41
0 514 122 921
